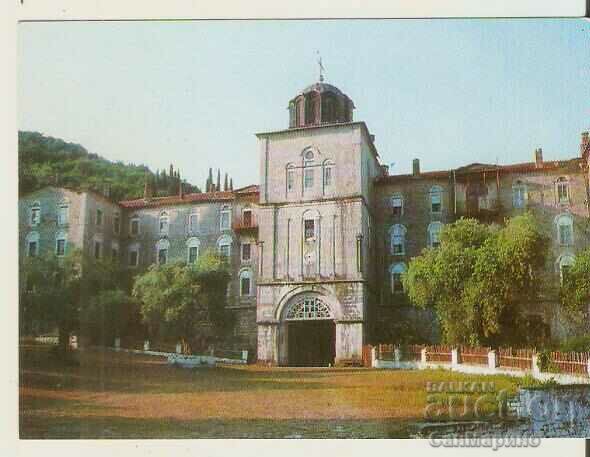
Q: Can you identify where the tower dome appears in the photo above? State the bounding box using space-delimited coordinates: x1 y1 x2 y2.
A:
288 82 355 129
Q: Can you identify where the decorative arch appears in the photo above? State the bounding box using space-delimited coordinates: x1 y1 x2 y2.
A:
284 295 333 321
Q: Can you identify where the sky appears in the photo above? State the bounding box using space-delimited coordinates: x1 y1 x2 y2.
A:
18 19 589 190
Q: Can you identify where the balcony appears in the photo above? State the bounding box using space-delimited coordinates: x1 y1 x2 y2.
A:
232 214 258 233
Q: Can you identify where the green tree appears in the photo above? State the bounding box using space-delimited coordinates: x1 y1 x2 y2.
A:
19 251 82 352
132 251 232 353
559 248 590 334
404 214 548 346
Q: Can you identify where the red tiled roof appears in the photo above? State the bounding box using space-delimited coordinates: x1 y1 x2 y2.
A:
119 191 235 209
376 157 583 185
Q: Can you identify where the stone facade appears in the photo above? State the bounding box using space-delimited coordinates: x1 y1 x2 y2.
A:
18 79 590 364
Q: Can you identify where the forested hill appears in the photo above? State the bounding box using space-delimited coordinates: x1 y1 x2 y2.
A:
18 131 200 201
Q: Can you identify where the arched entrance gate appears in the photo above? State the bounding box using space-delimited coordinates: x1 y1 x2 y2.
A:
283 295 336 366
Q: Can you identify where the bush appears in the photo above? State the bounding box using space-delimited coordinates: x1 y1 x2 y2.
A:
559 335 590 353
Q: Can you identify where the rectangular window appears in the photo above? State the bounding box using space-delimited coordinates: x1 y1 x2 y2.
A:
392 237 404 255
304 219 315 240
58 206 69 225
189 213 199 233
287 170 295 192
431 194 441 213
241 243 251 261
158 249 168 265
243 210 252 227
559 225 573 246
56 239 65 256
324 167 333 187
96 209 103 226
30 208 40 225
304 168 314 189
240 277 251 296
392 197 403 217
130 219 139 236
188 246 199 264
129 250 138 267
94 241 102 259
219 244 230 258
113 214 120 234
392 273 403 294
220 211 230 230
28 241 38 257
557 183 569 203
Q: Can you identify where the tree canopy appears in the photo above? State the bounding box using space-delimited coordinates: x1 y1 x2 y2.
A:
19 131 200 200
559 248 590 334
403 214 549 347
132 250 233 353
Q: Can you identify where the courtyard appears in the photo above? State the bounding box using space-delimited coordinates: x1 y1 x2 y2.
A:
20 344 523 438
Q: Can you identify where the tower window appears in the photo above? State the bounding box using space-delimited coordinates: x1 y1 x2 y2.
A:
304 169 314 189
304 219 315 240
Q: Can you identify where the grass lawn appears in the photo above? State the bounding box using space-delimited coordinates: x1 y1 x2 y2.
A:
20 345 522 438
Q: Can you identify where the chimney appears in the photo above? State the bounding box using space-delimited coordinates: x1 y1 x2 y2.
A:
412 159 420 176
581 131 589 157
534 148 543 168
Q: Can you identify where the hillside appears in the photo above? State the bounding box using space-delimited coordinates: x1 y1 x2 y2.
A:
18 131 200 201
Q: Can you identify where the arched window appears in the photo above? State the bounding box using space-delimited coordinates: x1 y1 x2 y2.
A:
188 208 199 234
57 201 69 226
391 193 404 217
286 163 295 193
556 177 570 204
390 263 406 294
429 186 443 213
156 238 170 265
159 211 170 235
389 224 406 255
220 205 231 231
303 149 315 190
302 210 319 241
26 232 40 257
128 243 140 267
239 269 253 296
285 296 332 320
557 254 575 284
512 181 527 209
323 159 335 189
55 231 67 257
30 201 41 226
129 215 140 236
556 214 574 246
186 237 200 264
217 234 232 258
428 222 443 248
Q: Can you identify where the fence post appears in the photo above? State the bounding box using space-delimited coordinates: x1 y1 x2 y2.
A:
143 340 150 352
114 337 121 351
532 353 540 377
451 347 461 367
242 350 248 362
488 350 498 370
394 347 401 363
421 347 427 364
371 346 377 368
